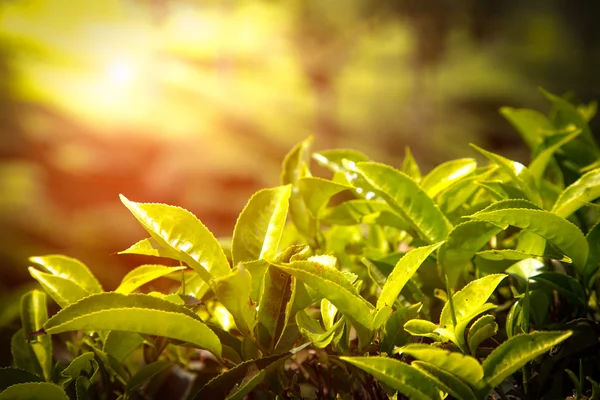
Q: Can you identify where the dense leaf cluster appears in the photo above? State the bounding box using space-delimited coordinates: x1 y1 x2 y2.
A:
3 91 600 399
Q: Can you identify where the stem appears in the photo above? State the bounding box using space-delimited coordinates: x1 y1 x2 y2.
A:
445 274 458 328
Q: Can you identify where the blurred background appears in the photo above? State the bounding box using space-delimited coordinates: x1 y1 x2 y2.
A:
1 0 600 330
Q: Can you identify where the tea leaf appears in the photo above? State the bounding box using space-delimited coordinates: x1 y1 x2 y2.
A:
353 162 452 243
212 265 256 337
29 255 102 294
273 261 374 330
470 144 541 206
44 293 222 357
340 356 442 400
552 168 600 219
438 221 503 288
401 147 422 182
471 208 588 270
115 265 186 294
231 185 291 265
0 382 68 399
421 158 477 198
120 195 230 285
103 331 144 363
380 304 421 354
439 274 506 330
295 310 343 348
412 361 477 400
27 268 91 308
377 242 443 309
481 331 573 394
256 266 293 351
467 315 498 353
298 177 351 218
399 344 484 383
20 291 52 381
500 107 553 150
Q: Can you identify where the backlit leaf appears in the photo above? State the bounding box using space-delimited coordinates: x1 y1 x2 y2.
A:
211 265 256 337
377 242 443 309
467 315 498 353
398 344 484 383
29 255 102 294
256 266 293 352
298 177 351 218
421 158 477 198
352 162 452 243
439 274 506 330
120 195 230 286
115 265 186 294
19 291 52 381
552 168 600 219
231 185 291 265
412 361 477 400
44 293 222 357
340 356 442 400
273 261 374 330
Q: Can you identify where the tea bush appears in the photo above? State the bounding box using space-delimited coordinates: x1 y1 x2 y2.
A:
2 90 600 399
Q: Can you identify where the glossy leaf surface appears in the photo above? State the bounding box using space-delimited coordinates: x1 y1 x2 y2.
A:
341 356 442 400
231 185 291 265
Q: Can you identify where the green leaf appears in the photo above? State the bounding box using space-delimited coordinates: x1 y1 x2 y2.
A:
322 199 408 230
470 144 541 206
127 360 171 393
0 368 42 392
282 138 314 243
256 265 293 352
380 304 421 355
401 147 422 182
470 208 589 270
19 291 52 381
528 129 581 183
43 293 222 357
10 330 40 378
500 107 553 150
398 344 484 383
421 158 477 198
115 265 186 294
298 177 351 218
193 352 292 400
211 265 256 337
27 268 90 309
118 237 182 260
340 356 442 400
552 168 600 219
403 319 439 339
273 260 374 330
480 331 573 395
231 185 291 265
467 315 498 353
312 148 369 173
439 274 506 330
412 361 477 400
352 162 452 243
438 168 496 214
119 195 230 286
438 221 503 288
103 331 144 363
29 256 102 294
377 242 443 309
60 352 97 385
0 382 67 399
295 310 343 348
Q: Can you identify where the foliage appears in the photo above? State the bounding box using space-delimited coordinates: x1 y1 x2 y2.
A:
4 91 600 399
